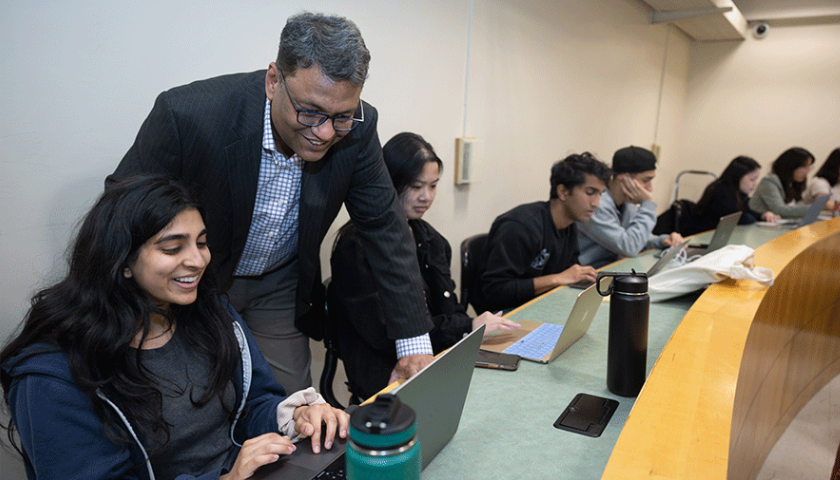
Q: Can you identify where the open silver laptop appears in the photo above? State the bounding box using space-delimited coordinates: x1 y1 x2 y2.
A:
480 283 604 363
756 194 830 229
681 211 741 257
252 325 484 479
571 238 688 289
390 324 483 469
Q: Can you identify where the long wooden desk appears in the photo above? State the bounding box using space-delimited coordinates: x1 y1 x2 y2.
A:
602 217 840 479
417 221 838 479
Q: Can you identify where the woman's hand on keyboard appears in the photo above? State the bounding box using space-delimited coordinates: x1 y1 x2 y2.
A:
221 432 296 480
473 311 520 336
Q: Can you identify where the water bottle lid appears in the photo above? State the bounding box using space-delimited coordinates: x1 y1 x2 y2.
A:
615 271 648 294
350 394 417 449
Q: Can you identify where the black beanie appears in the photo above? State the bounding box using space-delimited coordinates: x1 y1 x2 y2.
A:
613 146 657 174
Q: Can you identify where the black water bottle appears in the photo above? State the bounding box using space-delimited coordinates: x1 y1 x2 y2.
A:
596 270 649 397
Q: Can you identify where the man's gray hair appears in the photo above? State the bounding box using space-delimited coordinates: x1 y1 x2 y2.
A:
277 12 371 86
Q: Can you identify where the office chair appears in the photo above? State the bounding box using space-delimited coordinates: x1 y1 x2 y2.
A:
653 198 696 235
653 170 717 235
319 278 344 409
459 233 489 311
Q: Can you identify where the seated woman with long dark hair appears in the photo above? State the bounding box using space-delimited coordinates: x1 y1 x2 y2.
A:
329 132 519 403
683 156 780 236
803 147 840 211
1 175 347 480
749 147 815 218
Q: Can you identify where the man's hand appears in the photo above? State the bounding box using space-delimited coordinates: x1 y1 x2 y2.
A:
619 174 654 204
389 354 434 385
555 264 598 286
292 403 349 454
662 232 684 247
534 264 598 296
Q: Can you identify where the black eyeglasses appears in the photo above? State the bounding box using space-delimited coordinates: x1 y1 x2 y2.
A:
278 70 364 132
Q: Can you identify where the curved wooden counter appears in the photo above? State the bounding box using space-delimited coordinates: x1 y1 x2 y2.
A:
602 218 840 480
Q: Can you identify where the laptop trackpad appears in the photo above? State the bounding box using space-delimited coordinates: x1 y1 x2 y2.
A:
250 429 348 479
252 459 320 480
287 436 346 468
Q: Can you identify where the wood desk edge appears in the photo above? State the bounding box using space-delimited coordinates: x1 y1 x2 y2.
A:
601 218 840 480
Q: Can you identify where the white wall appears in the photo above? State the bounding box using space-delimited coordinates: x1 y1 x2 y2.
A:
2 1 835 477
1 0 688 344
319 0 693 280
680 17 840 195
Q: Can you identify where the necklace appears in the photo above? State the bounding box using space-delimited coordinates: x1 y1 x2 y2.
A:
145 323 173 341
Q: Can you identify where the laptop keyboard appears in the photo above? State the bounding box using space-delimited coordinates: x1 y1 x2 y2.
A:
314 454 346 479
502 323 564 359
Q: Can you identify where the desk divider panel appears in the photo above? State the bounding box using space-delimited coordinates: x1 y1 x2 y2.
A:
601 218 840 480
729 230 840 480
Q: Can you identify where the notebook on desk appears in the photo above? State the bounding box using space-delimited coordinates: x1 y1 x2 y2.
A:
251 325 485 480
756 194 830 229
480 283 604 363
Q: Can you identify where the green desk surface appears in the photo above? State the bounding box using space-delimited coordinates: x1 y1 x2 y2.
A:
420 224 789 479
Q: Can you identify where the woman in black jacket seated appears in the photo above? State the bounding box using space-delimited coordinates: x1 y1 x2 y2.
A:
683 156 781 236
329 132 518 403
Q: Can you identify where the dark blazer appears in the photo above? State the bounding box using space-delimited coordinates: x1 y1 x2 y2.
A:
109 70 432 340
329 219 473 399
330 219 473 353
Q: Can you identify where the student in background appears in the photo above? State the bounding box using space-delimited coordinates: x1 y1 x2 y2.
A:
803 147 840 210
329 132 519 403
577 146 683 268
1 176 348 480
471 152 611 314
683 156 781 236
749 147 815 218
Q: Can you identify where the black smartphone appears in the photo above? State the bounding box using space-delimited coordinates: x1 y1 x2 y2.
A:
475 350 520 371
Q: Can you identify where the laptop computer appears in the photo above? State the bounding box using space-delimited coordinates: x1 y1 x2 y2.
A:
252 325 485 479
663 211 741 258
570 238 689 289
479 283 604 363
687 210 741 256
389 324 483 469
756 194 830 229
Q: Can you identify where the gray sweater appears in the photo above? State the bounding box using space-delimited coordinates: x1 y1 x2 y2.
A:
577 188 667 268
748 174 811 219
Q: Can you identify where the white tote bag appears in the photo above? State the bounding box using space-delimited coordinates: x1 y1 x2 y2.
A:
648 245 775 302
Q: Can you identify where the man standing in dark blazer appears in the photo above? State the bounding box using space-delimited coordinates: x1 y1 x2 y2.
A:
109 12 434 393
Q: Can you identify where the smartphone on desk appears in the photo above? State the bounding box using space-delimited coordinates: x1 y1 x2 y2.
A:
475 350 520 371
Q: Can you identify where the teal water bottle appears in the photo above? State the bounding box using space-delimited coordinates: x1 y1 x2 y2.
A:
346 393 421 480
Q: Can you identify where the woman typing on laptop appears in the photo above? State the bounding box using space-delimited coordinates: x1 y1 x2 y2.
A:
683 156 780 236
329 132 518 403
1 176 348 480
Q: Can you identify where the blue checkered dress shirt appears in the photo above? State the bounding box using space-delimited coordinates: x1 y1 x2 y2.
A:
235 99 431 358
234 100 303 276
